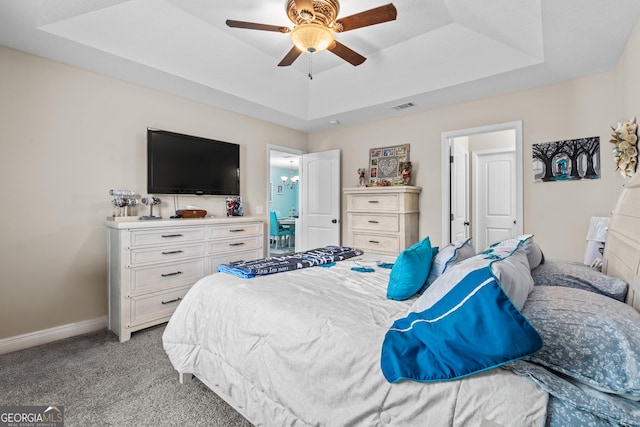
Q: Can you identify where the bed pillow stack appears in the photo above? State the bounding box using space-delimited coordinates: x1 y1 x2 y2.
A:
386 237 434 301
522 286 640 401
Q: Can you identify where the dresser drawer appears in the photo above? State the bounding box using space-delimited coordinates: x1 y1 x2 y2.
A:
349 213 399 232
208 248 264 272
129 227 205 247
208 222 262 239
348 193 400 212
208 235 263 255
129 259 204 296
129 243 205 265
128 287 190 327
351 233 401 254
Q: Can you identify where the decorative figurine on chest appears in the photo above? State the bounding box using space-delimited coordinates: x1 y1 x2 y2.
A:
401 161 412 185
357 168 367 187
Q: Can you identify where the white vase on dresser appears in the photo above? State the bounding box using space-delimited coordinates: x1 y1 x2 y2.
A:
105 217 264 342
344 186 421 256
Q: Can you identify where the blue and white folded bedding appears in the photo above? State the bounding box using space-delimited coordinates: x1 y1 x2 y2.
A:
381 236 542 383
217 245 362 278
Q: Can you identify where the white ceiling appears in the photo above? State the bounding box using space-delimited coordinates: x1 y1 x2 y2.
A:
1 0 639 133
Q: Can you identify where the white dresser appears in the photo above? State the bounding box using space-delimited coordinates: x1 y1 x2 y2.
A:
344 186 421 256
105 217 264 342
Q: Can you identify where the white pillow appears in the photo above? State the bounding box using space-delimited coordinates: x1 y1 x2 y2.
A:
423 238 475 289
487 234 544 270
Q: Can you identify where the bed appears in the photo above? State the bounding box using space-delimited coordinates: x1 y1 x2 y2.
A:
163 173 640 427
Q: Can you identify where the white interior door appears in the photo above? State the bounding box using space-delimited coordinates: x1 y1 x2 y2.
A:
473 149 517 250
299 149 341 251
450 139 470 242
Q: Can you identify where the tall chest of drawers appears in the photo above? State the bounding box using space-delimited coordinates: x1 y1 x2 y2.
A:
344 186 421 256
105 217 264 342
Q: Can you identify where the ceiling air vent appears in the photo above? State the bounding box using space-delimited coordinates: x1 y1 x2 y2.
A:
392 102 415 111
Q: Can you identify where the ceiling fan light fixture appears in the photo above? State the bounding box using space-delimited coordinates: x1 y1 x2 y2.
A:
290 24 334 53
298 9 315 22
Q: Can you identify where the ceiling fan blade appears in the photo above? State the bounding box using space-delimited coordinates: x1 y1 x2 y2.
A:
328 41 366 66
336 4 397 32
226 20 290 33
293 0 315 16
278 46 303 67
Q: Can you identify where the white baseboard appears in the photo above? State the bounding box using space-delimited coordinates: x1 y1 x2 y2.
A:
0 316 108 355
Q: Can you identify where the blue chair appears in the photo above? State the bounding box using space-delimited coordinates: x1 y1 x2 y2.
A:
270 211 294 249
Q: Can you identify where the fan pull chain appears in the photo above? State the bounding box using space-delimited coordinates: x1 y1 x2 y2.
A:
308 53 313 80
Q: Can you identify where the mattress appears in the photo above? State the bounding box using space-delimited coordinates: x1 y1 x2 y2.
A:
162 253 548 426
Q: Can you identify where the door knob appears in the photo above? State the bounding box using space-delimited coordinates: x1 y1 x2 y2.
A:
463 221 470 226
331 219 338 224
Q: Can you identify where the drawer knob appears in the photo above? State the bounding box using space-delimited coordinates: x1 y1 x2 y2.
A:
368 220 379 224
229 229 245 233
161 234 184 238
369 240 380 244
161 297 182 305
162 250 184 255
229 242 245 247
161 271 183 277
368 200 380 204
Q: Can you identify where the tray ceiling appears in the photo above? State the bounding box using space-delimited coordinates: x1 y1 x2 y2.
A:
1 0 639 132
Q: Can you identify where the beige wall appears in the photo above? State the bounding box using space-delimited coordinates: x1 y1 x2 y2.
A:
310 67 630 262
0 45 307 339
617 6 640 123
1 14 639 340
468 129 515 152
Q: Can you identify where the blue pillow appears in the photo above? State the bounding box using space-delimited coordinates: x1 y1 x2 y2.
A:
387 237 433 301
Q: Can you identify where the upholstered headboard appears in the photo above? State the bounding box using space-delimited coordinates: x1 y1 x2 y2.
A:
603 171 640 312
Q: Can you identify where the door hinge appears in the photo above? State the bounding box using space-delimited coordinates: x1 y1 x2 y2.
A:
450 213 454 221
450 155 454 163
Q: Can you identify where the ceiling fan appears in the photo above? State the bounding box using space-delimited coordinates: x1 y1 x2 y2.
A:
226 0 397 67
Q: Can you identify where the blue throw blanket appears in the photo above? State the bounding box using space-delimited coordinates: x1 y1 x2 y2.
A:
217 246 362 278
381 266 542 382
381 240 542 383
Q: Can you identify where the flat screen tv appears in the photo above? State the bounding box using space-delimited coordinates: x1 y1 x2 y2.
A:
147 128 240 196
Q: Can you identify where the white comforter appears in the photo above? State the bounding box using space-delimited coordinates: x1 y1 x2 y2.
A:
163 254 548 426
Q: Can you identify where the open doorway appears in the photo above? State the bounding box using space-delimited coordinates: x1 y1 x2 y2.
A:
441 121 523 251
267 147 342 256
268 146 303 256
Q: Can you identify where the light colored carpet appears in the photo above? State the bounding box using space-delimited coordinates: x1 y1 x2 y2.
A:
0 324 253 427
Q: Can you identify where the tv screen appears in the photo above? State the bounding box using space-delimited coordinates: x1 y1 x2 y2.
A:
147 128 240 196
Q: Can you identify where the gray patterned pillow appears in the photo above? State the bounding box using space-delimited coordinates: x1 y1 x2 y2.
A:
531 260 627 302
522 286 640 400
